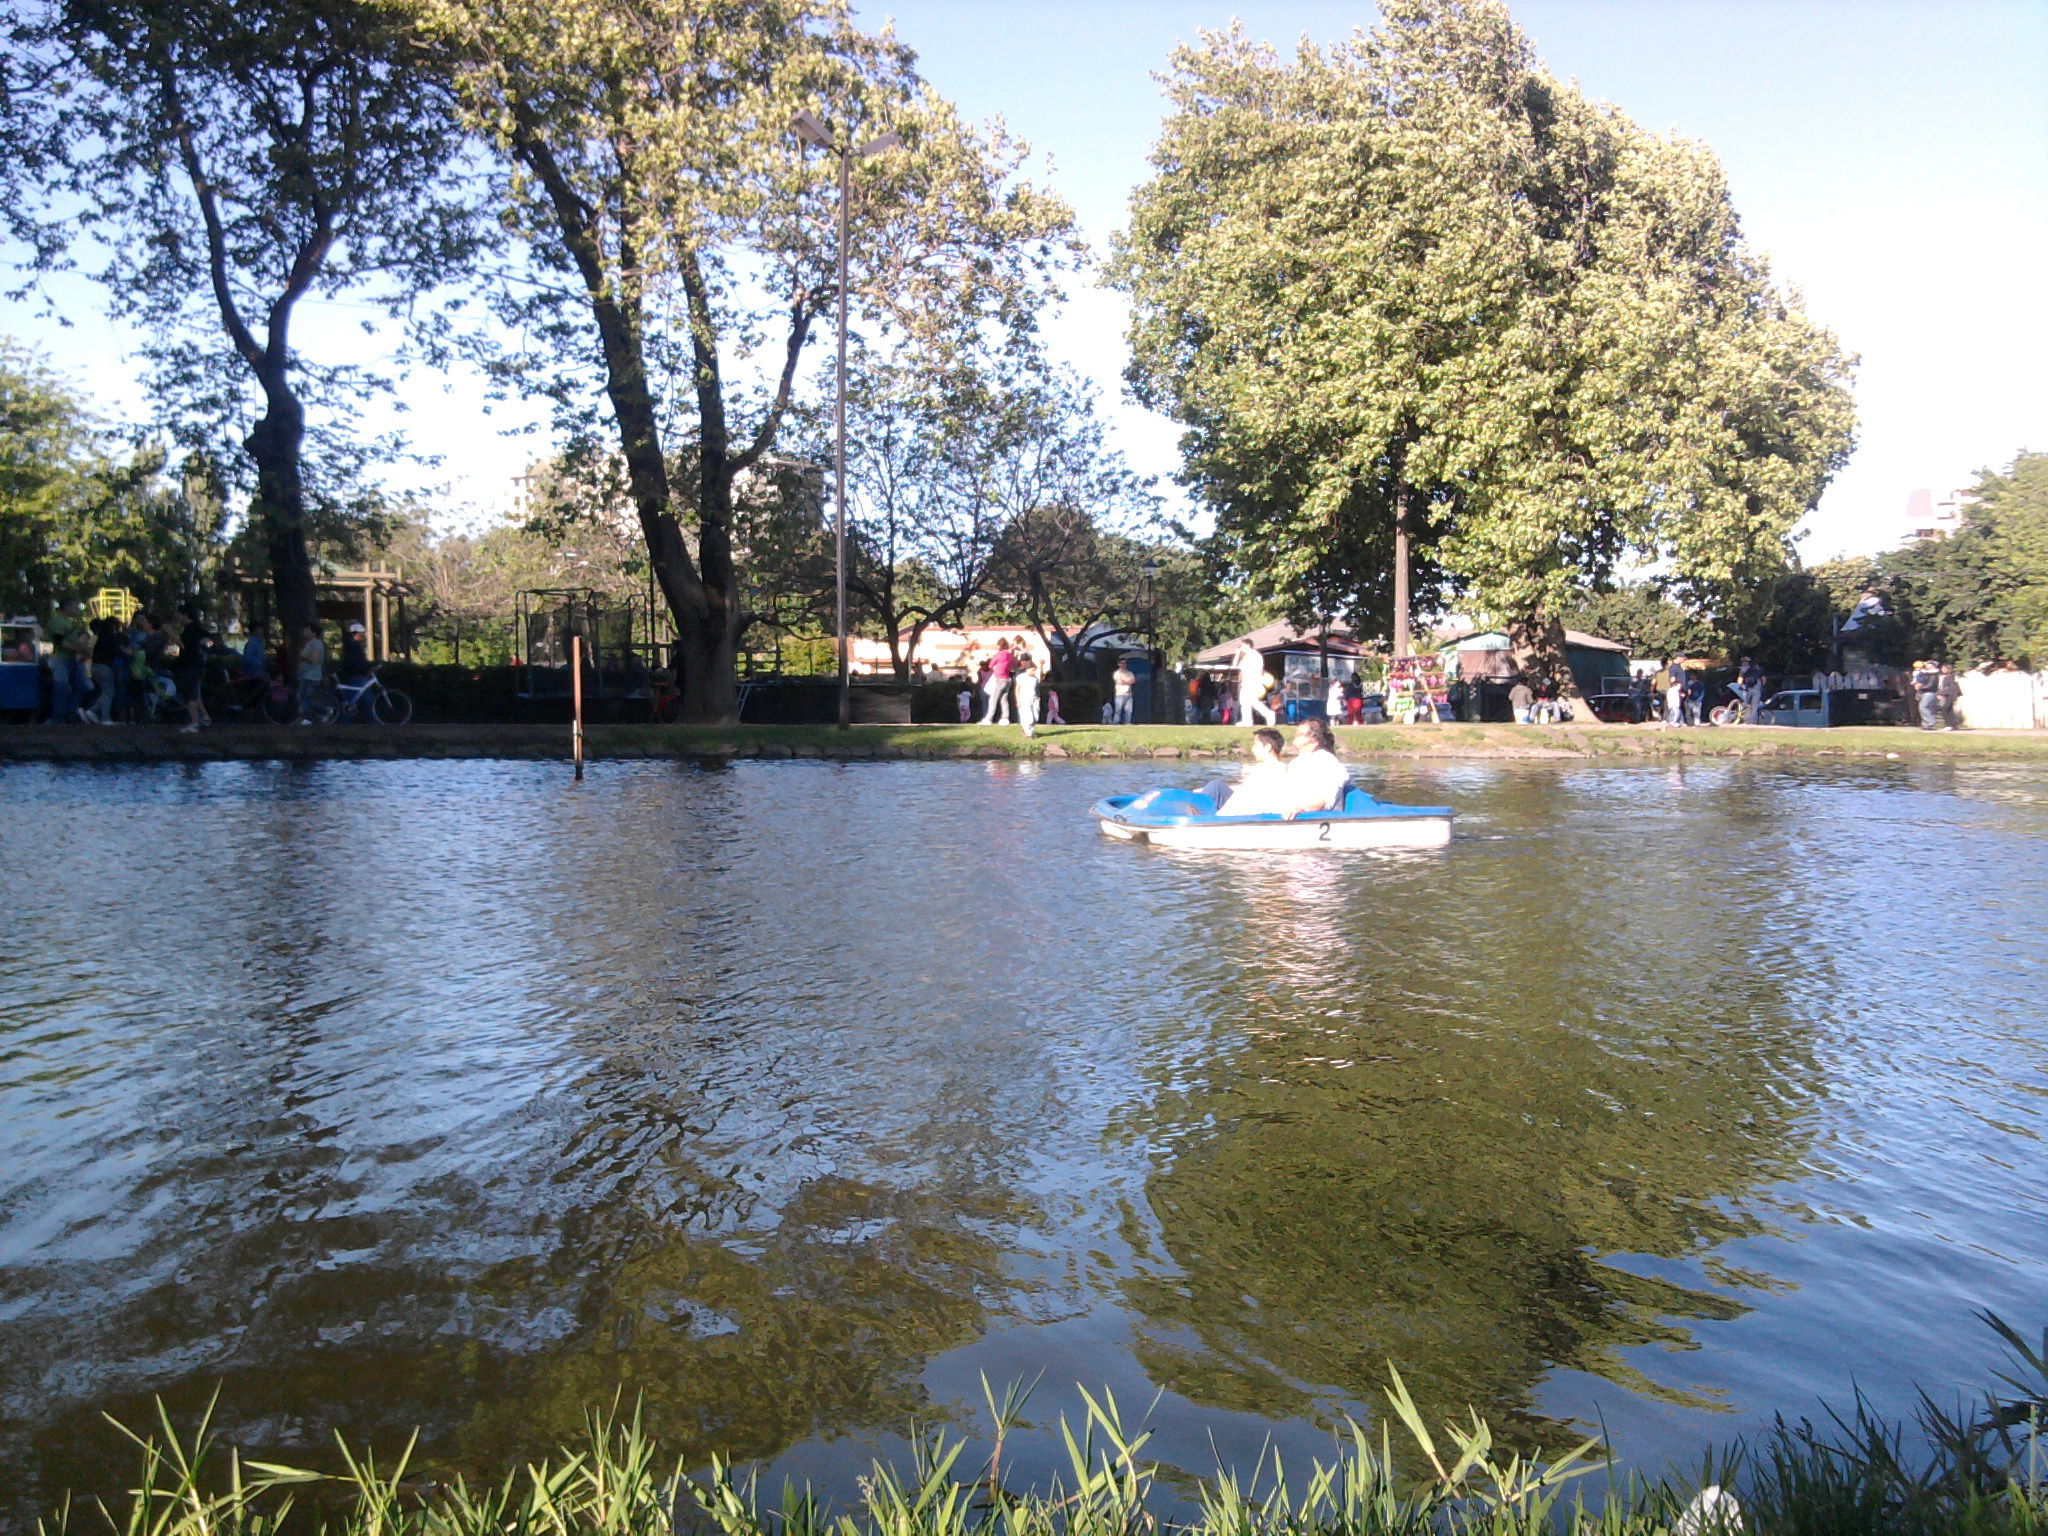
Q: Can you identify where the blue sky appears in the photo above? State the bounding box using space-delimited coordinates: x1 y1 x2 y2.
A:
10 1 2044 561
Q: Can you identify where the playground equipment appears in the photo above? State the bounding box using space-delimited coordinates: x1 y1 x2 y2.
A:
514 589 669 716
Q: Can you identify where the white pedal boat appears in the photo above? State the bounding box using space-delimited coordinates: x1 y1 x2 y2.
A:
1092 785 1453 851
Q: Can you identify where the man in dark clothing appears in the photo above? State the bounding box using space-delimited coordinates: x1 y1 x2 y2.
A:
1737 656 1765 721
1937 663 1963 730
340 621 373 682
176 602 212 733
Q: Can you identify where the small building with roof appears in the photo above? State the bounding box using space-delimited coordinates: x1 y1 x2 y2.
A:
1438 627 1631 699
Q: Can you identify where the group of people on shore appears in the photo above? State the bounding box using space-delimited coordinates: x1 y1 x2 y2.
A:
1909 660 1965 731
957 636 1066 737
24 597 373 729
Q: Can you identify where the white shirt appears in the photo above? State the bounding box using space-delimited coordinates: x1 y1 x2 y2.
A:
1288 747 1350 812
1221 758 1291 815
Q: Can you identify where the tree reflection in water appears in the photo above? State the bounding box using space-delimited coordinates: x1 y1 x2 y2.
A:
1114 793 1825 1448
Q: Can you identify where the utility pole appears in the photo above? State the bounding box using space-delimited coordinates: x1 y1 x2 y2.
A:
793 110 900 729
1392 484 1411 660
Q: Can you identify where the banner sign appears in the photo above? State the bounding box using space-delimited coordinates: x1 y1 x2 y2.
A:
1386 655 1450 721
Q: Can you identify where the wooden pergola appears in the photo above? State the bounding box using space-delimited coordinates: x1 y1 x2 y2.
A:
218 564 414 660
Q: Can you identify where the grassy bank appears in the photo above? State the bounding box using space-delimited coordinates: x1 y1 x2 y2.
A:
5 720 2048 764
46 1330 2048 1536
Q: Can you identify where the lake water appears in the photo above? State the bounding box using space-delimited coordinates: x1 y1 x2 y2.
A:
1 757 2044 1525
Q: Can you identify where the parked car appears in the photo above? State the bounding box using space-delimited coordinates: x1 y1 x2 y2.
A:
1757 687 1909 728
1758 689 1827 727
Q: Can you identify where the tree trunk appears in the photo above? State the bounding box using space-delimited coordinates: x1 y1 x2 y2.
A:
1509 615 1571 692
244 379 318 644
1392 482 1412 659
585 282 739 724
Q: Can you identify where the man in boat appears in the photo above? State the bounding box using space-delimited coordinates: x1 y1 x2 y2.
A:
1209 727 1289 813
1210 721 1350 818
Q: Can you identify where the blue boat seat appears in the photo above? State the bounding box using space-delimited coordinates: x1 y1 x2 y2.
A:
1129 787 1218 818
1341 786 1376 814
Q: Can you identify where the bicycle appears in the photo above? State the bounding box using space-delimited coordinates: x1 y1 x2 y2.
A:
1708 686 1755 727
304 667 413 725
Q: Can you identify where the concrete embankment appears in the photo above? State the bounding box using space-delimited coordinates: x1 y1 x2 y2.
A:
3 721 2045 763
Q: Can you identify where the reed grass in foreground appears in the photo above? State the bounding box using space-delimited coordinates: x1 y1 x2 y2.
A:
41 1318 2048 1536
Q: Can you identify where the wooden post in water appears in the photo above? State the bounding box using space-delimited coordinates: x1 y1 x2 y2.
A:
571 633 585 781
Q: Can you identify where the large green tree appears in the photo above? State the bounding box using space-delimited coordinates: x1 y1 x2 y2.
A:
1964 450 2048 664
1112 0 1856 671
0 339 230 615
0 0 483 640
420 0 1078 721
0 341 118 613
830 354 1022 681
1743 454 2048 670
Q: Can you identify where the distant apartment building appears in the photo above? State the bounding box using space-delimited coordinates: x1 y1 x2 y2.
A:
1902 486 1971 544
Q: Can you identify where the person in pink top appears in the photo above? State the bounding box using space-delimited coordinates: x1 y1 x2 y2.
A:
981 638 1016 724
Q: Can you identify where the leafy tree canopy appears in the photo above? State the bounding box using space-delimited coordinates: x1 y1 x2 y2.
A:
1112 0 1857 664
1557 581 1718 664
1741 452 2048 671
1 0 485 637
0 339 229 616
416 0 1080 720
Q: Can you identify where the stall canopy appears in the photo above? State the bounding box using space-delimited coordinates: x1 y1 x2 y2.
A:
1192 620 1371 669
1439 628 1630 697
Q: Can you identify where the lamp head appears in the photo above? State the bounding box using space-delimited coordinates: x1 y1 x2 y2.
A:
792 110 832 149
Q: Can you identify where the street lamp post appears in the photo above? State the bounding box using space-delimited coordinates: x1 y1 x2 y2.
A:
793 109 899 729
1133 559 1160 723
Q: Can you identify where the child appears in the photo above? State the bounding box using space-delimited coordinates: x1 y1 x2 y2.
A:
956 684 972 723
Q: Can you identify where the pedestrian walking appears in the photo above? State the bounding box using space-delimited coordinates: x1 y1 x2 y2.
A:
1937 663 1963 730
1014 651 1040 738
84 616 123 723
1045 684 1064 725
1236 640 1275 725
1911 659 1942 730
1664 660 1688 727
981 637 1016 724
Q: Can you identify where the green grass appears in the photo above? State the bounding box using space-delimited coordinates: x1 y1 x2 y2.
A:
588 721 2048 763
41 1320 2048 1536
8 719 2048 764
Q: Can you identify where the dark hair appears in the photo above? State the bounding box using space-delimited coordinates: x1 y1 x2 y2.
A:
1251 727 1284 754
1296 717 1336 753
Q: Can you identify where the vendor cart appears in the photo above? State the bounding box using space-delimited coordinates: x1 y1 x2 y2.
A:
0 618 42 718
